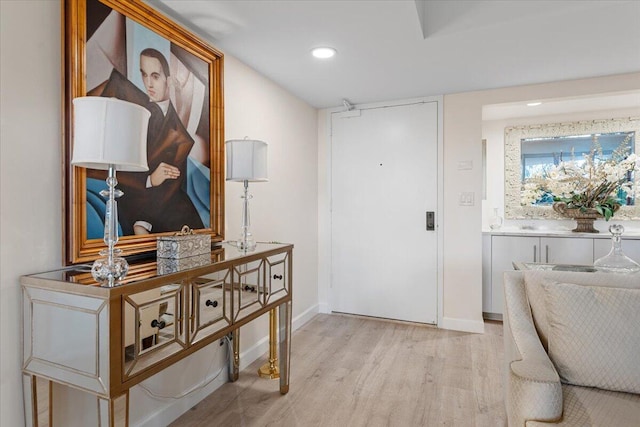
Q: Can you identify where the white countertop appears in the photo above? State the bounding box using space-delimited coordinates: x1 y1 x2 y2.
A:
483 228 640 238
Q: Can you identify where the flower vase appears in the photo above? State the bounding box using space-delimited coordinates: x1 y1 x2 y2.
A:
552 202 601 233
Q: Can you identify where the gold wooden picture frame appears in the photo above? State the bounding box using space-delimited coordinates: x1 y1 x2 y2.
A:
63 0 224 264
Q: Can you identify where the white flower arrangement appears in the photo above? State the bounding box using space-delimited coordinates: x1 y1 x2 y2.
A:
521 134 639 220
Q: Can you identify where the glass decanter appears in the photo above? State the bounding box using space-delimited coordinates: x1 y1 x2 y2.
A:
593 224 640 273
489 207 503 230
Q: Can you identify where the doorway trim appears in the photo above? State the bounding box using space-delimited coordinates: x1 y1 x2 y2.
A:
320 96 444 327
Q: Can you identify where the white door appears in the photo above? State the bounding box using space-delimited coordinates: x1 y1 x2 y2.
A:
331 100 440 324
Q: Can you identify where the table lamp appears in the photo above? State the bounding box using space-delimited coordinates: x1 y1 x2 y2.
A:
71 97 150 286
226 138 268 251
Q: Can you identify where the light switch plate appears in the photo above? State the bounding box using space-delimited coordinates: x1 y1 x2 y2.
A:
457 160 473 170
459 192 475 206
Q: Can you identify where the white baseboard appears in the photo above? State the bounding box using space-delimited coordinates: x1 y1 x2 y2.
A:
133 369 230 427
318 302 331 314
134 303 320 427
294 303 320 329
440 316 485 334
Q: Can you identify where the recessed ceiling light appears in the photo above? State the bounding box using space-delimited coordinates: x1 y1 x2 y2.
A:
311 47 336 59
527 102 542 107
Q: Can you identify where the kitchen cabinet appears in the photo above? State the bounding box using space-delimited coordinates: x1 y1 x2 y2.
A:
483 232 640 318
489 236 539 318
540 237 593 265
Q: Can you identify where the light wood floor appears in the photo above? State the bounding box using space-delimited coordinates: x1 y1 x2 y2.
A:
170 314 506 427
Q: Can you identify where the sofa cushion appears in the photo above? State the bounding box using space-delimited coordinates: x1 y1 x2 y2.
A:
544 281 640 394
523 270 639 350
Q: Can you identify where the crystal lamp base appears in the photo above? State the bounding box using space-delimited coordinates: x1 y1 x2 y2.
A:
236 235 257 252
91 249 129 286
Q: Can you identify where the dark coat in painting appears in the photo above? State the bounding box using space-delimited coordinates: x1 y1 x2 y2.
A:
88 68 204 235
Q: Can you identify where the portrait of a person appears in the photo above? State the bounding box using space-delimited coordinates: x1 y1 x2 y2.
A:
84 0 211 237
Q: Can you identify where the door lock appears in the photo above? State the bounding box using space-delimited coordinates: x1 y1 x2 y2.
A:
426 211 435 231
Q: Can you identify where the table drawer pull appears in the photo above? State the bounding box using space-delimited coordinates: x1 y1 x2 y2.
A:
151 319 166 330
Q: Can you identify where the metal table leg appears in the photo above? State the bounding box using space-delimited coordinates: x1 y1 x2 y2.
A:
258 308 280 379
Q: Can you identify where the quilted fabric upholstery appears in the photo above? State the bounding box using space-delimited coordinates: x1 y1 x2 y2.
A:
522 270 640 350
526 385 640 426
503 270 640 427
503 272 563 426
544 282 640 394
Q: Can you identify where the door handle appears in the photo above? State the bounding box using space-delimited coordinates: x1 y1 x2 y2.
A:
426 211 435 231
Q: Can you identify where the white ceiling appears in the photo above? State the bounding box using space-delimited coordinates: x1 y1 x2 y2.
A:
149 0 640 109
483 91 640 121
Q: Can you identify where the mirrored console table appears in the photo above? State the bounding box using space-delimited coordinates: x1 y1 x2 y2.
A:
21 242 293 427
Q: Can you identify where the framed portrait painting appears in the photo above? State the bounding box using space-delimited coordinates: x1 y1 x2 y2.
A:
63 0 224 264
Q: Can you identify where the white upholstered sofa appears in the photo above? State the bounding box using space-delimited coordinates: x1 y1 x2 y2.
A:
503 270 640 426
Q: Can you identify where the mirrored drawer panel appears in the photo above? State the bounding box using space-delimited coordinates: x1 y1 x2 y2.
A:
189 269 232 344
265 252 289 304
123 283 186 379
232 259 265 321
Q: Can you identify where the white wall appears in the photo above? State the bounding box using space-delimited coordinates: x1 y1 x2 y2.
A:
441 73 640 325
1 2 63 426
223 54 319 347
0 2 318 426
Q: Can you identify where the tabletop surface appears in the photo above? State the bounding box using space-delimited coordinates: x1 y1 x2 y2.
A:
23 242 292 287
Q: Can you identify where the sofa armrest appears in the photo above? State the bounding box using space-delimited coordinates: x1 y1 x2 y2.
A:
503 271 563 426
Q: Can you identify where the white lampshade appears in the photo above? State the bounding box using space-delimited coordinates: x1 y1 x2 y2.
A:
225 138 268 182
71 97 150 172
